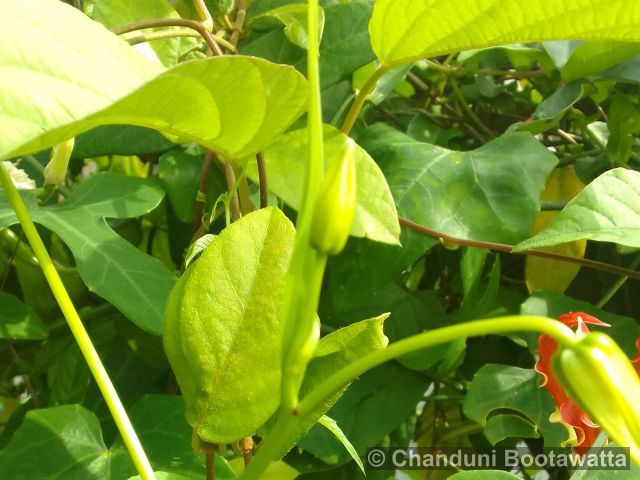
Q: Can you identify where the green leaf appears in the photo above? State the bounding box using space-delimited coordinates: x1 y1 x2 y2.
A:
298 362 426 465
607 93 640 165
0 397 237 479
91 0 198 67
113 395 237 479
0 405 124 479
359 124 558 244
246 125 400 245
1 1 308 161
450 472 522 480
47 341 91 406
520 291 640 357
251 4 325 50
562 41 640 82
184 234 217 268
0 291 46 340
514 168 640 251
463 364 567 446
265 315 389 460
370 0 640 66
484 414 540 444
158 149 227 224
163 207 295 443
317 415 365 474
72 126 174 160
0 174 175 334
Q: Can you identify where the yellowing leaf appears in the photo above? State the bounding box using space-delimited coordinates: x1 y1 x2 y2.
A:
370 0 640 67
525 167 586 293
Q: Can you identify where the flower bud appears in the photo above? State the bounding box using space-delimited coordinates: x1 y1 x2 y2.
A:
309 140 357 256
553 332 640 465
44 138 75 186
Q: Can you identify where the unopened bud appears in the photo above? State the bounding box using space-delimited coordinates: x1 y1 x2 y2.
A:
553 332 640 465
44 138 75 186
309 140 357 256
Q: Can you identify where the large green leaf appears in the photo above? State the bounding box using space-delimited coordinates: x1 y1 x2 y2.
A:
0 174 175 334
91 0 198 67
463 365 567 447
359 124 558 244
0 291 46 340
298 362 426 464
163 207 295 443
265 315 389 460
0 398 236 479
1 1 308 162
562 41 640 82
370 0 640 66
245 125 400 245
514 168 640 251
0 405 126 479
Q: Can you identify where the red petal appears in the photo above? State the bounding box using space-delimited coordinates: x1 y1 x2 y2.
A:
558 312 610 329
632 338 640 377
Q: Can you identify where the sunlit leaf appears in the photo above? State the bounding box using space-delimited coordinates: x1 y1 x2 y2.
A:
245 125 400 245
163 207 295 443
515 168 640 250
370 0 640 66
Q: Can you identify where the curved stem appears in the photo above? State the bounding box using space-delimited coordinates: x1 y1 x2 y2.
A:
0 164 155 479
399 217 640 281
341 65 389 134
298 316 576 417
240 315 575 479
113 18 223 56
256 152 268 209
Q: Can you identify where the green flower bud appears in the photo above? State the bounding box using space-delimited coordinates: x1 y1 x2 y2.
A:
44 138 75 186
309 140 357 256
553 332 640 465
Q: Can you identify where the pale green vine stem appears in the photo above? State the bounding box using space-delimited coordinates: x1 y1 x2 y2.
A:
193 0 214 31
0 163 155 480
341 64 389 134
240 315 577 479
280 0 327 412
298 316 576 417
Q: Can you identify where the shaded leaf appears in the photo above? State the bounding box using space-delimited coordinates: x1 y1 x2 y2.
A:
562 41 640 82
525 167 586 293
463 364 569 447
251 4 324 50
163 207 295 443
72 126 174 160
359 124 557 244
515 168 640 250
0 291 46 340
317 415 365 474
0 174 175 334
450 472 522 480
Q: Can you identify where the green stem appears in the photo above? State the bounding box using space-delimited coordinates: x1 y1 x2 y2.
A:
297 316 576 417
193 0 214 31
596 253 640 308
240 316 575 480
341 65 390 134
278 0 327 413
0 164 155 479
448 76 494 141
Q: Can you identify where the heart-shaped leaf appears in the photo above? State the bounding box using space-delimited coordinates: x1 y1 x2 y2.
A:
359 124 558 244
1 0 308 162
0 173 174 334
515 168 640 251
246 125 400 245
163 207 295 443
370 0 640 67
0 292 46 340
